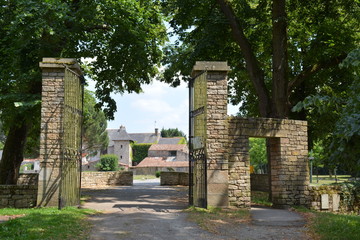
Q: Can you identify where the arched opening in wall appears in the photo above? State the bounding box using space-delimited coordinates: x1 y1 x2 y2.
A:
249 137 272 206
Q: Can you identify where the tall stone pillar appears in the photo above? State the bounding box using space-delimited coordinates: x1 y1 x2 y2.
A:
191 61 230 207
37 58 82 207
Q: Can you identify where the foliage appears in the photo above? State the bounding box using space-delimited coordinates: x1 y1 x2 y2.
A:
293 49 360 176
340 181 360 214
131 143 152 164
0 207 96 240
97 154 118 171
155 171 161 178
160 128 186 138
178 137 187 144
83 89 109 155
161 0 359 118
251 191 272 207
249 138 267 173
0 0 166 183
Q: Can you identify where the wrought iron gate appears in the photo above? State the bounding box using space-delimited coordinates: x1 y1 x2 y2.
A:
59 67 84 208
189 73 207 208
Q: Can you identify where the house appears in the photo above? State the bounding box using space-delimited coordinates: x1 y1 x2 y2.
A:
134 144 189 175
148 144 189 161
21 158 40 173
82 125 188 173
105 126 161 167
135 157 188 175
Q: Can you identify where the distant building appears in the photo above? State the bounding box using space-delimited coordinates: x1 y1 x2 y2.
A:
148 144 189 161
21 158 40 173
104 126 187 168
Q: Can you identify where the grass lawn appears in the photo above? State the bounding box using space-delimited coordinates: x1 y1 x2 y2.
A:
133 175 158 180
0 207 97 240
251 191 272 207
310 175 351 186
294 207 360 240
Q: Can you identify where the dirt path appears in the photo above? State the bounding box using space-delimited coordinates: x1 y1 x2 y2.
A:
82 180 311 240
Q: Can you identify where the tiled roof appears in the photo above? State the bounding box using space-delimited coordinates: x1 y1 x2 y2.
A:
158 137 183 144
136 157 188 168
149 144 188 152
128 133 160 144
107 126 133 143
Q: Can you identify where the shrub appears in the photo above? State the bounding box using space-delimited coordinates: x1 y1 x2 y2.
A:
155 171 161 178
340 181 360 213
97 154 118 171
131 143 152 164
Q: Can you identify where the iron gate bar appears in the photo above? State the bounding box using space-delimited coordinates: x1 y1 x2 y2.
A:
188 71 208 209
188 77 194 206
59 67 84 209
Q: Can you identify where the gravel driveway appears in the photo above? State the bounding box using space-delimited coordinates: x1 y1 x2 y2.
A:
82 179 311 240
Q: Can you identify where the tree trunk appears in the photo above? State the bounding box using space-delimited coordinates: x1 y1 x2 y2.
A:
216 0 272 117
0 118 28 184
272 0 289 118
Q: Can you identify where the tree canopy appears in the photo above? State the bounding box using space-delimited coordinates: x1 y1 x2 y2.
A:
294 49 360 176
0 0 167 184
160 128 186 138
161 0 359 118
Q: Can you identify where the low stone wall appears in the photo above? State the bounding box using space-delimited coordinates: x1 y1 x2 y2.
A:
81 171 133 188
250 174 269 192
160 172 189 186
307 185 342 212
131 167 188 176
0 185 37 208
17 173 39 185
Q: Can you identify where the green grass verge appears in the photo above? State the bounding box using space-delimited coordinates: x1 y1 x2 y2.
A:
0 207 97 240
251 191 272 206
185 206 250 234
310 212 360 240
133 175 157 180
310 175 351 186
292 206 360 240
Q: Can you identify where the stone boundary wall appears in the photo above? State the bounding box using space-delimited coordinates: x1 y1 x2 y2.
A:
131 167 188 176
307 185 342 212
160 172 189 186
250 174 269 192
81 171 133 188
17 173 39 186
0 185 37 208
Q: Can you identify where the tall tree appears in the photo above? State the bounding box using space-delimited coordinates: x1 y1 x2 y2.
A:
0 0 166 184
161 0 359 119
83 89 109 155
160 128 186 138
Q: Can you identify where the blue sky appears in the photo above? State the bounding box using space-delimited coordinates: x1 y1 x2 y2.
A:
87 78 240 135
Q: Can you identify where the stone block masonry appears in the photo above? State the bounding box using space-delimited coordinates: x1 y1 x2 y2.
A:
0 185 37 208
190 61 309 209
81 171 133 188
37 58 83 207
228 117 309 208
160 172 189 186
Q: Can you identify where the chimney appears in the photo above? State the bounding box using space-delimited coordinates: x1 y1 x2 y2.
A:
155 128 159 136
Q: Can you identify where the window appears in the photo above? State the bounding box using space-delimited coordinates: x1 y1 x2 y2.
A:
170 151 176 156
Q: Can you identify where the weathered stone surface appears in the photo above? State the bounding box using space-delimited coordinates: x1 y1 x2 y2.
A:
81 171 133 188
0 185 37 209
160 172 189 186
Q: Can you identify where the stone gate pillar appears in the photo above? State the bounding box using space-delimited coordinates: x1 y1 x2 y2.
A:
37 58 82 207
191 61 230 207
